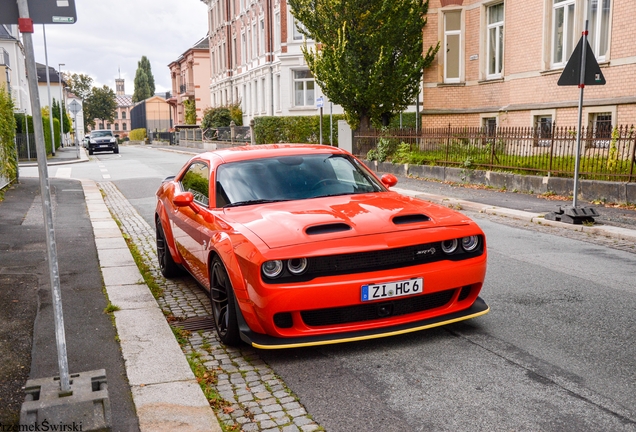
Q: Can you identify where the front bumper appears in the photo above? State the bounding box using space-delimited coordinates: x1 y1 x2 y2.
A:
238 296 489 349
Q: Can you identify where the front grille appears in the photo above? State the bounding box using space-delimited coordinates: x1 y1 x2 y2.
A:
264 236 484 284
300 289 455 327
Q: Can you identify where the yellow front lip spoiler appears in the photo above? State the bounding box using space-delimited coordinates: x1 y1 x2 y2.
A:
239 297 490 350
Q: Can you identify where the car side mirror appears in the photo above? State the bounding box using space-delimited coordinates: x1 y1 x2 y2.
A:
381 173 398 188
173 192 199 213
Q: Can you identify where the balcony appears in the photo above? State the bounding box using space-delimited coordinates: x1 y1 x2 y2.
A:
179 82 195 96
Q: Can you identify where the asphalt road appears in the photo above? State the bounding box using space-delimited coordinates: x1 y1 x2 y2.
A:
20 145 636 431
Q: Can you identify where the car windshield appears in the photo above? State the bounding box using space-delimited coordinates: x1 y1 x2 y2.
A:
216 154 385 207
91 131 113 138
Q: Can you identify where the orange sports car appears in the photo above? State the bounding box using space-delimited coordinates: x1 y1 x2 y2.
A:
155 145 488 349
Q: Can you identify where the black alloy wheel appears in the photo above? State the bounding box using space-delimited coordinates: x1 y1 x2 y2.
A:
156 219 180 278
210 256 241 346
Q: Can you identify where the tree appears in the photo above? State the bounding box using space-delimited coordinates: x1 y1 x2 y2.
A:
133 68 151 103
52 99 71 133
133 56 155 102
0 84 17 181
287 0 439 130
85 85 117 128
65 73 94 130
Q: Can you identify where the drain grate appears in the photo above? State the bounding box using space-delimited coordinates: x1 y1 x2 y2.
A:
170 315 216 332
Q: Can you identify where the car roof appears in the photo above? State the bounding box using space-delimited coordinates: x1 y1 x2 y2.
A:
197 144 349 164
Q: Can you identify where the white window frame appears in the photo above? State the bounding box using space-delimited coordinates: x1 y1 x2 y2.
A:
486 3 504 79
586 0 611 62
551 0 577 68
260 18 265 56
274 11 281 51
241 32 247 65
292 69 315 107
443 10 462 84
252 21 257 59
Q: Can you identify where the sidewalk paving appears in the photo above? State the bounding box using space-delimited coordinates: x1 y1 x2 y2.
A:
4 143 635 430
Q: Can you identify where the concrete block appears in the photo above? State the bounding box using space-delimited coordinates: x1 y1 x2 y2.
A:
20 370 111 431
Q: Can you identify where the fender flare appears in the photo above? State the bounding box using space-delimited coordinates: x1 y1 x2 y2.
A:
155 201 183 265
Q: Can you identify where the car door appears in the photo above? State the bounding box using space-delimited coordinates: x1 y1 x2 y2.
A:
171 161 210 284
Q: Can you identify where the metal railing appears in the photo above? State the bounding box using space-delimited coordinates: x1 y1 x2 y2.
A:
354 125 636 181
16 133 37 160
179 83 195 94
203 126 251 143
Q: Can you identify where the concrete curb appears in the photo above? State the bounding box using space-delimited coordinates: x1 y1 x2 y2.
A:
79 179 221 432
391 187 636 243
19 146 90 167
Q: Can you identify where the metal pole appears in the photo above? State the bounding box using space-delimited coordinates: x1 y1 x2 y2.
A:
330 102 333 146
42 24 56 156
572 20 589 208
319 106 323 145
59 63 65 148
17 0 71 394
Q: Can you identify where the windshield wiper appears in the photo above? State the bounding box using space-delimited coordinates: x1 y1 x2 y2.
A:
224 199 290 208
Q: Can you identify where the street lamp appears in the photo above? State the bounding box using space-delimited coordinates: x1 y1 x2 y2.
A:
58 63 65 147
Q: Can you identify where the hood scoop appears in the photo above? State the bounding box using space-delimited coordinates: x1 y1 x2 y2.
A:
305 223 352 235
392 214 431 225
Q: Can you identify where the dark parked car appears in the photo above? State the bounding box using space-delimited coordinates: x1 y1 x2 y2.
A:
87 130 119 155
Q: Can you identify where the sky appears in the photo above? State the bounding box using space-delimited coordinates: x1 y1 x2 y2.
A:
30 0 209 95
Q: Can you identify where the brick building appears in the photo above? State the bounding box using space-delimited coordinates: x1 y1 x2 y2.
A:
201 0 346 124
422 0 634 134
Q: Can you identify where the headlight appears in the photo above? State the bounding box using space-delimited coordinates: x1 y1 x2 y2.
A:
110 138 116 143
441 239 458 254
287 258 307 275
461 235 480 252
262 260 283 278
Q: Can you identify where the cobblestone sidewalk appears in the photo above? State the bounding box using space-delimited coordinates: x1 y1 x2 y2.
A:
98 181 322 432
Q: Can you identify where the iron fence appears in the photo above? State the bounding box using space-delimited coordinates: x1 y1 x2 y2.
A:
354 125 636 181
16 133 37 161
202 126 251 143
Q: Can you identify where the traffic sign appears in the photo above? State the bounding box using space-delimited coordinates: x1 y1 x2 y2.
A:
0 0 77 24
557 36 605 86
68 99 81 115
316 96 324 108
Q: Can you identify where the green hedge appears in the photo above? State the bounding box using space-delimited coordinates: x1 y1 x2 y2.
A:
253 114 346 145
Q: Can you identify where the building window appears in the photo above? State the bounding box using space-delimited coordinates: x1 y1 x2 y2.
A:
293 18 307 41
591 112 612 147
486 3 504 79
444 11 462 83
252 22 257 59
115 111 119 119
123 123 127 131
260 18 265 56
241 33 247 64
534 115 553 146
274 12 281 50
122 111 126 119
232 36 237 68
483 117 497 135
115 123 119 131
293 70 315 107
587 0 610 61
261 77 266 113
254 80 258 114
275 74 281 111
551 0 576 68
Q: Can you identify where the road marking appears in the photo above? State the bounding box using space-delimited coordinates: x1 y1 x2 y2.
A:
100 169 108 172
102 174 111 179
54 167 72 178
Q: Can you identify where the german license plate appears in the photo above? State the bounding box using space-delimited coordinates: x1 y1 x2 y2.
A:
361 278 423 302
99 144 108 148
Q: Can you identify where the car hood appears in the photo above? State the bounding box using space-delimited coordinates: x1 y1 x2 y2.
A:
222 191 473 249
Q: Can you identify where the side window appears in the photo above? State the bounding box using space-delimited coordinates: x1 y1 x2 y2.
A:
180 162 210 207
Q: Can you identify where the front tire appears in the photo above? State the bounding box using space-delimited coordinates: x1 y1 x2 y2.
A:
210 256 241 346
156 219 180 278
88 148 93 155
113 146 119 154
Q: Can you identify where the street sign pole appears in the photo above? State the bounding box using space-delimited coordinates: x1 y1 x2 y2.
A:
16 0 71 394
572 21 589 208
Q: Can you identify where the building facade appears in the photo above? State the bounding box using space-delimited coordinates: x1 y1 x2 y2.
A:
168 36 211 126
422 0 635 133
0 24 30 113
130 95 172 132
201 0 347 124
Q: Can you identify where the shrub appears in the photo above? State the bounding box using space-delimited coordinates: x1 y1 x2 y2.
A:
1 86 17 181
129 128 147 141
253 114 345 145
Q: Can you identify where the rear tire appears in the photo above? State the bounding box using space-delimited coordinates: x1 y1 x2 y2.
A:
114 146 119 154
210 256 241 346
156 220 180 278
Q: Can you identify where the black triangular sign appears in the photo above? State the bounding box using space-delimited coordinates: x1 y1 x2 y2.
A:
557 36 606 86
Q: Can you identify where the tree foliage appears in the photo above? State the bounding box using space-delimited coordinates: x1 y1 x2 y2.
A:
65 73 93 101
52 99 72 132
183 99 197 125
85 85 117 128
287 0 439 130
0 85 17 182
133 56 155 102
